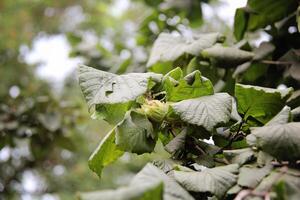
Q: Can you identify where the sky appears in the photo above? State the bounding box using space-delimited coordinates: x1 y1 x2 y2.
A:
23 0 255 85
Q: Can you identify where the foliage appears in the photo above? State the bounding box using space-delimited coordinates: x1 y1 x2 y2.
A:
78 0 300 199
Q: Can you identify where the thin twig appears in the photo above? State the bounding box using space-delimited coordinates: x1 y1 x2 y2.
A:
261 60 293 65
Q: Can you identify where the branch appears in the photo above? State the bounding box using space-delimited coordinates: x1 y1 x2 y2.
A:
261 60 293 65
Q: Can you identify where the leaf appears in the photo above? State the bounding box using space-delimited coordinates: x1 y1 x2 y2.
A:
195 139 221 155
265 106 291 126
93 103 132 124
194 155 215 168
78 181 163 200
201 44 254 67
231 97 242 122
246 0 297 31
226 185 242 196
238 165 273 188
171 93 232 131
287 90 300 108
257 151 274 167
291 106 300 118
233 62 251 78
163 68 214 102
147 32 222 67
253 42 275 61
78 65 162 123
115 111 156 155
131 164 195 200
254 170 300 199
233 8 249 41
247 122 300 161
152 159 175 174
174 164 239 198
223 148 255 165
165 128 187 155
88 129 124 178
281 49 300 82
235 83 293 124
273 180 300 200
233 42 274 78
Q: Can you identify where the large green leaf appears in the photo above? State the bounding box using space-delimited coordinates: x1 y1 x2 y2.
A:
115 111 156 154
88 129 124 178
247 122 300 161
238 165 273 188
173 164 239 198
78 182 163 200
147 32 222 67
163 68 214 102
235 83 293 124
132 164 195 200
78 65 162 123
201 44 254 67
171 93 232 131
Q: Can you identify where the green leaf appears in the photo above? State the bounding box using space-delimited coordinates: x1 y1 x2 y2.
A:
287 90 300 109
265 106 291 126
231 97 242 122
224 148 255 165
171 93 232 131
247 122 300 161
254 170 300 199
280 49 300 82
201 44 254 67
291 106 300 119
147 32 223 67
174 164 239 198
273 180 300 200
78 65 162 123
93 103 132 124
235 83 293 124
165 128 187 155
78 181 163 200
194 139 221 155
226 185 242 197
238 165 273 188
253 42 275 61
152 159 175 174
163 68 214 102
88 129 124 178
233 8 249 41
246 0 298 31
186 57 198 74
115 111 156 155
132 164 195 200
257 151 274 167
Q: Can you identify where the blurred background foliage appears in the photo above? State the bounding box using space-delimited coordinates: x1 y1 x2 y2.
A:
0 0 299 199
